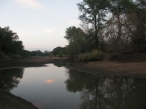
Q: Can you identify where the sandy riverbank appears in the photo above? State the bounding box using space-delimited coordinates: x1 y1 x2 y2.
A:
69 61 146 78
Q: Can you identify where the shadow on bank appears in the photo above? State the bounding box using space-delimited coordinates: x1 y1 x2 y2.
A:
0 68 38 109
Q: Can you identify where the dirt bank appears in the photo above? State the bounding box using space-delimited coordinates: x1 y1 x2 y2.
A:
0 56 67 68
0 90 38 109
69 61 146 78
1 56 146 78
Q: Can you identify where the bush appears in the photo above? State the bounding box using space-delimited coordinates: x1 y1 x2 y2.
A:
9 54 22 59
77 49 104 61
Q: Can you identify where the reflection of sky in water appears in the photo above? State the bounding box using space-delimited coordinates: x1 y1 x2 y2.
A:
2 63 146 109
46 79 54 84
10 64 81 109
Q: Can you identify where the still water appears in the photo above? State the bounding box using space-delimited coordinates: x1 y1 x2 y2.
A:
0 63 146 109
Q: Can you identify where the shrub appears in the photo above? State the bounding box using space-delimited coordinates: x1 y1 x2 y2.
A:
77 49 104 61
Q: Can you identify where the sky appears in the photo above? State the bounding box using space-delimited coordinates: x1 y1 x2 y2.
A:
0 0 82 51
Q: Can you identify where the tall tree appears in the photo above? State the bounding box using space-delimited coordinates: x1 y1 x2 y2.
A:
0 26 22 54
130 0 146 52
77 0 109 49
64 26 87 58
105 0 136 53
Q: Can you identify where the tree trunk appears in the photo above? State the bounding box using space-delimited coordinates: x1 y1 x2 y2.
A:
94 14 98 49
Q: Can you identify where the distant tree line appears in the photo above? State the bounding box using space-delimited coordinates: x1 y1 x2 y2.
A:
22 50 50 57
21 48 66 58
0 27 52 58
64 0 146 60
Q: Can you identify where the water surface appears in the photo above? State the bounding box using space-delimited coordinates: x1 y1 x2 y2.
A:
0 63 146 109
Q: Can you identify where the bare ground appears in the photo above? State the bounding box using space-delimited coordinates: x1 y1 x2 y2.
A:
0 56 67 68
69 61 146 78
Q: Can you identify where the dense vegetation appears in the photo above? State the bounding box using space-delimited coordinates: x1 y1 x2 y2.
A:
64 0 146 61
0 27 24 58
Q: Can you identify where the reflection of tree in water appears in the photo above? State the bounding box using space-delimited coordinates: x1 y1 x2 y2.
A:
53 61 66 67
65 70 146 109
0 68 24 92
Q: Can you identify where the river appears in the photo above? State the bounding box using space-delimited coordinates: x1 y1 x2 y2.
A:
0 62 146 109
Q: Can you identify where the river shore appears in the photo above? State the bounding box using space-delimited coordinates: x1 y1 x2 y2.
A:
68 61 146 78
0 90 38 109
0 56 67 68
0 56 146 78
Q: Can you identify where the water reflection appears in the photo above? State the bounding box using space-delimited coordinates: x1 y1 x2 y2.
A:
46 79 54 84
65 69 146 109
0 68 24 92
1 64 146 109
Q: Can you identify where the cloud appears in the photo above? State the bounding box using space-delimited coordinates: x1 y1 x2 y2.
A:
45 29 54 34
14 0 46 11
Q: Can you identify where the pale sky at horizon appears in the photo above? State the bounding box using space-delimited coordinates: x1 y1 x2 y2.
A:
0 0 82 51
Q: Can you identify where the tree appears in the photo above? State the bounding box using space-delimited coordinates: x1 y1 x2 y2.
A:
107 0 134 53
11 41 24 54
77 0 109 49
44 50 50 56
105 0 146 53
0 26 24 55
52 46 65 56
64 26 87 58
129 0 146 52
64 26 86 44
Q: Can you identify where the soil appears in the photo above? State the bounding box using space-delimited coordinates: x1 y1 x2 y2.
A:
0 56 67 68
69 61 146 78
0 90 38 109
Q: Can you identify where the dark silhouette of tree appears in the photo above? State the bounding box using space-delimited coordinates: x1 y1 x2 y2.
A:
77 0 109 49
0 26 24 56
52 46 66 56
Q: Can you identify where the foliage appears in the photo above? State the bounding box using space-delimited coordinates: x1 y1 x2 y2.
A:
77 49 104 61
0 26 24 56
64 0 146 61
52 46 66 56
59 50 63 57
77 0 109 48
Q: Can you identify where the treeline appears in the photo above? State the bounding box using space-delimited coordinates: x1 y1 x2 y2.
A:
23 47 66 58
0 27 52 59
64 0 146 61
22 50 50 57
